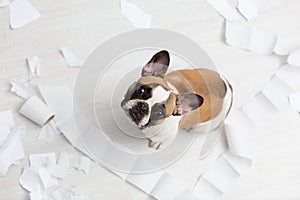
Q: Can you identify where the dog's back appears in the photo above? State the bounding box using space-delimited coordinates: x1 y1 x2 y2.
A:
165 68 230 129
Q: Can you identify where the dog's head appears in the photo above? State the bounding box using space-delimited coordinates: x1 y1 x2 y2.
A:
121 50 204 130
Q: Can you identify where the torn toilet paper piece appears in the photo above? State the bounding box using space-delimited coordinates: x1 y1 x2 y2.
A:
37 121 61 144
288 91 300 113
19 95 55 126
262 76 294 109
56 152 91 175
243 92 278 127
126 171 164 194
0 110 15 145
19 166 58 199
151 173 187 200
51 185 88 200
61 47 84 68
275 65 300 91
0 125 26 176
120 0 151 28
237 0 260 20
274 36 300 55
9 0 40 29
287 49 300 67
206 0 240 21
29 152 57 171
225 22 277 54
27 56 40 79
225 109 254 160
10 78 39 100
193 152 242 199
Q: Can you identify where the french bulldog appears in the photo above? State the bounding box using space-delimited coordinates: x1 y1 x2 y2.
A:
121 50 233 150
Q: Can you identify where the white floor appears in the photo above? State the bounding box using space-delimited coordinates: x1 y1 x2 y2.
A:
1 0 300 199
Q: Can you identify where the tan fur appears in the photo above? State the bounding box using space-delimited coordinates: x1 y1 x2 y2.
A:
137 68 227 129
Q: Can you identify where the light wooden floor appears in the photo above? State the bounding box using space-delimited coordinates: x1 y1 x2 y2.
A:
1 0 300 199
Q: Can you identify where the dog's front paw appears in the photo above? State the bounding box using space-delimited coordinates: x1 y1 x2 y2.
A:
148 139 162 150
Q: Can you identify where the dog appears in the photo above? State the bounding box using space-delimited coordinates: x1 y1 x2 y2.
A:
121 50 233 150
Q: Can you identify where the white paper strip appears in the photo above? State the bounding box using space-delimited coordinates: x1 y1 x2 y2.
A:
57 152 91 174
225 22 252 50
0 125 25 176
225 109 254 159
249 27 277 54
222 152 251 175
275 65 300 91
37 121 61 143
19 95 55 126
242 92 278 126
202 156 239 193
262 76 294 109
151 173 187 200
61 47 84 68
193 175 222 200
173 189 198 200
126 171 164 194
51 185 88 200
237 0 260 20
0 110 15 146
19 166 57 198
287 49 300 67
29 152 57 170
10 79 39 100
120 0 151 28
274 36 300 55
27 56 40 79
9 0 40 29
206 0 240 22
288 91 300 113
225 22 277 54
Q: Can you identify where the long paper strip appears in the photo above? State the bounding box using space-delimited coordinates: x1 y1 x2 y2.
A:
237 0 260 20
120 0 151 28
275 65 300 91
206 0 240 22
225 22 277 54
274 36 300 55
242 92 278 127
262 76 294 109
151 173 187 200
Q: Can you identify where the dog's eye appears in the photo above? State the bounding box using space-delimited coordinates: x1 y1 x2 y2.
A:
130 85 152 100
151 103 166 120
155 111 164 118
138 87 145 94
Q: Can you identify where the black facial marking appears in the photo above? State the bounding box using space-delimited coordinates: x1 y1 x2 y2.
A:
129 102 149 125
130 85 152 100
150 103 166 120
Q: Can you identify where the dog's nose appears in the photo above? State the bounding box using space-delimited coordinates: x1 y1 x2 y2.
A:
136 102 148 114
129 102 149 124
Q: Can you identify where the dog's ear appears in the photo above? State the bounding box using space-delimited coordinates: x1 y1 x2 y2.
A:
174 93 204 115
142 50 170 77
